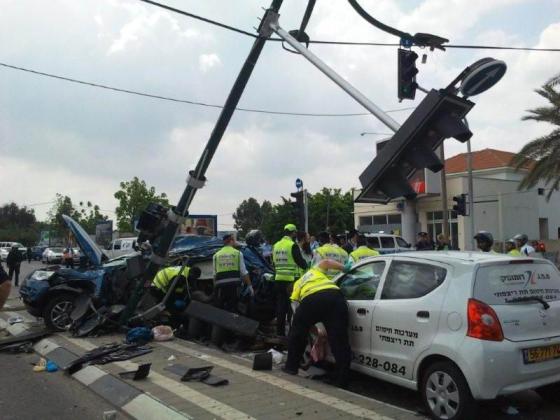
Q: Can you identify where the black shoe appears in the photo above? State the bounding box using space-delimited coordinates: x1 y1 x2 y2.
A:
281 365 298 376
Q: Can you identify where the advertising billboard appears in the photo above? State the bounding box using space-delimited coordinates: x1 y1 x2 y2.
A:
180 215 218 236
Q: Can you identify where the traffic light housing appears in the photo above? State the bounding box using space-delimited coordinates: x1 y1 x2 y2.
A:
290 191 305 229
453 194 467 216
356 89 474 204
398 48 419 101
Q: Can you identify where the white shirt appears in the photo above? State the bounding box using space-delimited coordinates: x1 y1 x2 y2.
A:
521 244 535 256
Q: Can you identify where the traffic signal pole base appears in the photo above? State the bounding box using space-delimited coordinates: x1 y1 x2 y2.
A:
401 199 417 245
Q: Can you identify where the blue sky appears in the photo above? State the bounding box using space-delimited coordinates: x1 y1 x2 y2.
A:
0 0 559 228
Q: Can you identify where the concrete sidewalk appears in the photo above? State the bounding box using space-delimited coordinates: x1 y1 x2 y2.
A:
0 310 422 420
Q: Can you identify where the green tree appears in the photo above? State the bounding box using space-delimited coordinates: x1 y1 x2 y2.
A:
76 201 108 234
261 197 295 243
308 188 354 234
47 194 82 238
233 197 264 236
114 177 169 232
0 202 39 245
513 73 560 200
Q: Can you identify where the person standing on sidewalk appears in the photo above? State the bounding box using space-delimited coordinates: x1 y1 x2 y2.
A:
272 224 308 336
6 245 22 287
26 247 32 263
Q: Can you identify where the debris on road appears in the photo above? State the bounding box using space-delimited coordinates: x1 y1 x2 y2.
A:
118 363 151 381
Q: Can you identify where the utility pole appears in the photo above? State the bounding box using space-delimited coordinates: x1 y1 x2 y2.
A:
439 146 449 240
467 137 475 250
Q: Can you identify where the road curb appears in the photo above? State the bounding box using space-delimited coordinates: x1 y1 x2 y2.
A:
33 338 189 420
1 315 188 420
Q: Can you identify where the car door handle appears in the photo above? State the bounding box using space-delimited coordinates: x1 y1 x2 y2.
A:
417 311 430 319
357 308 368 316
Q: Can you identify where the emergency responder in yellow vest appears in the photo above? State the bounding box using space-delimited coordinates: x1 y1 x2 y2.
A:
505 239 522 256
474 231 496 253
213 234 253 312
272 224 309 336
312 231 349 279
350 235 380 263
284 258 353 388
150 265 201 316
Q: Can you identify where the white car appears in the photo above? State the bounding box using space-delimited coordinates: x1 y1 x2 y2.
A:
333 251 560 420
42 247 64 264
0 247 8 262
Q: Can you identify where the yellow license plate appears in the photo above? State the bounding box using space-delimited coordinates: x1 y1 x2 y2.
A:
523 344 560 364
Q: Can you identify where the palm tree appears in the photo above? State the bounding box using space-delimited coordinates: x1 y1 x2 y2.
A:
512 73 560 200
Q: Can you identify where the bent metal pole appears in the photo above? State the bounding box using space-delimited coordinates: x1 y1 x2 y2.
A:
126 1 284 319
269 16 401 133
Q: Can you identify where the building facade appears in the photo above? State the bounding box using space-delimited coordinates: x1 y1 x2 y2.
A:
354 148 560 250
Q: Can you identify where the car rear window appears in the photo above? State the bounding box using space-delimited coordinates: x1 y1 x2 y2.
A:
474 262 560 304
380 237 395 248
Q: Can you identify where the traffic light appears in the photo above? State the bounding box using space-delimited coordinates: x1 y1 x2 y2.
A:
290 191 305 229
452 194 467 216
398 48 419 101
356 89 474 204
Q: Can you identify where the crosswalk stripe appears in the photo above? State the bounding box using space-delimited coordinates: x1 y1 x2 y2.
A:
160 341 395 420
65 337 255 420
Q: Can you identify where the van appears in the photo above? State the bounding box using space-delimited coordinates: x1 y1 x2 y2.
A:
105 237 138 259
364 233 411 254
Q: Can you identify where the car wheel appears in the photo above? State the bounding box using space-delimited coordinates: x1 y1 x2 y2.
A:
420 361 476 420
536 383 560 403
43 293 76 331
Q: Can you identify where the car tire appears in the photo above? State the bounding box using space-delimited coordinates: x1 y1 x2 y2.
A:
43 293 76 332
536 383 560 403
420 361 476 420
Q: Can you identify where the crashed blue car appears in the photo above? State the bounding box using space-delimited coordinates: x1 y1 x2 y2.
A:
20 215 133 331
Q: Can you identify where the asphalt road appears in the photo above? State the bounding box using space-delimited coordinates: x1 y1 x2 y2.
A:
0 350 126 420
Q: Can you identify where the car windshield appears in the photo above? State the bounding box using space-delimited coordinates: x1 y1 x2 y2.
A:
172 235 214 251
474 262 560 304
51 248 64 252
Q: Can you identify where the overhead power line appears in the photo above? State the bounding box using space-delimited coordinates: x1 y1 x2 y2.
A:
139 0 560 52
0 62 414 117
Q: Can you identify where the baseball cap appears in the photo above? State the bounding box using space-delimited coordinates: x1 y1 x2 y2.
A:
284 223 297 232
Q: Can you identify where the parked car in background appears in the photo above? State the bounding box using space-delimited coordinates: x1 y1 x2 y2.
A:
0 247 9 262
331 251 560 420
0 242 27 260
31 246 48 261
364 233 411 254
104 237 138 259
42 247 64 264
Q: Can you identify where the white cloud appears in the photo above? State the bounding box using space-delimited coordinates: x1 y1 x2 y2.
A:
198 53 222 73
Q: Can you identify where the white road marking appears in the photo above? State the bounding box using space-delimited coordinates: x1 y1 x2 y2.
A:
160 341 398 420
65 337 255 420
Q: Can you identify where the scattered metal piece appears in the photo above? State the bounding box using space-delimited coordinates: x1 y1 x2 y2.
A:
8 315 24 325
118 363 151 380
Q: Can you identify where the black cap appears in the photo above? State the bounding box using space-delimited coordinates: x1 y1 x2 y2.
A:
222 233 234 242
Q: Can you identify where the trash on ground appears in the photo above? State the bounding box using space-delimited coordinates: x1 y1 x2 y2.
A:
152 325 174 342
118 363 151 380
267 348 286 365
253 352 273 371
33 357 47 372
8 315 24 325
103 410 117 420
0 341 33 353
167 355 176 361
46 360 59 372
0 329 50 348
65 342 153 374
126 327 153 344
165 363 228 386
